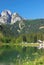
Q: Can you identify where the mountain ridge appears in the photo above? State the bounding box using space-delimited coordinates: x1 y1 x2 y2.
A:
0 10 44 37
0 10 23 24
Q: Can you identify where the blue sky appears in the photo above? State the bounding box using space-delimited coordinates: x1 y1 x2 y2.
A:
0 0 44 19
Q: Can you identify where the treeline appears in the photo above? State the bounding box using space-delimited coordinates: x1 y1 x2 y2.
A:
0 32 44 44
16 33 44 43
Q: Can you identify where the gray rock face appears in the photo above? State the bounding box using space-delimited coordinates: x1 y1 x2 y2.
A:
0 10 23 24
0 10 12 24
11 13 22 24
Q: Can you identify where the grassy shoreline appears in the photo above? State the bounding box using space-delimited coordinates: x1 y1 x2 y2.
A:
0 43 39 47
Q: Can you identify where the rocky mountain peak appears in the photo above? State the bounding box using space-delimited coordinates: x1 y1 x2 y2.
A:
11 12 22 24
0 10 23 24
1 10 12 16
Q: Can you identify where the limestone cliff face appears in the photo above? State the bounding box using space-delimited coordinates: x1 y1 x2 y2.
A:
11 13 22 24
0 10 23 24
0 10 11 24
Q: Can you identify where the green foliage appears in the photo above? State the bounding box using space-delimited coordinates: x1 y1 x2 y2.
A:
0 46 44 65
0 19 44 65
0 19 44 37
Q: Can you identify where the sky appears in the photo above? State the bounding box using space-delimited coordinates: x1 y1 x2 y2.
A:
0 0 44 19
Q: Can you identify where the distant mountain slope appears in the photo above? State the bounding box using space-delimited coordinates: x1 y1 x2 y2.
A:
0 19 44 37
